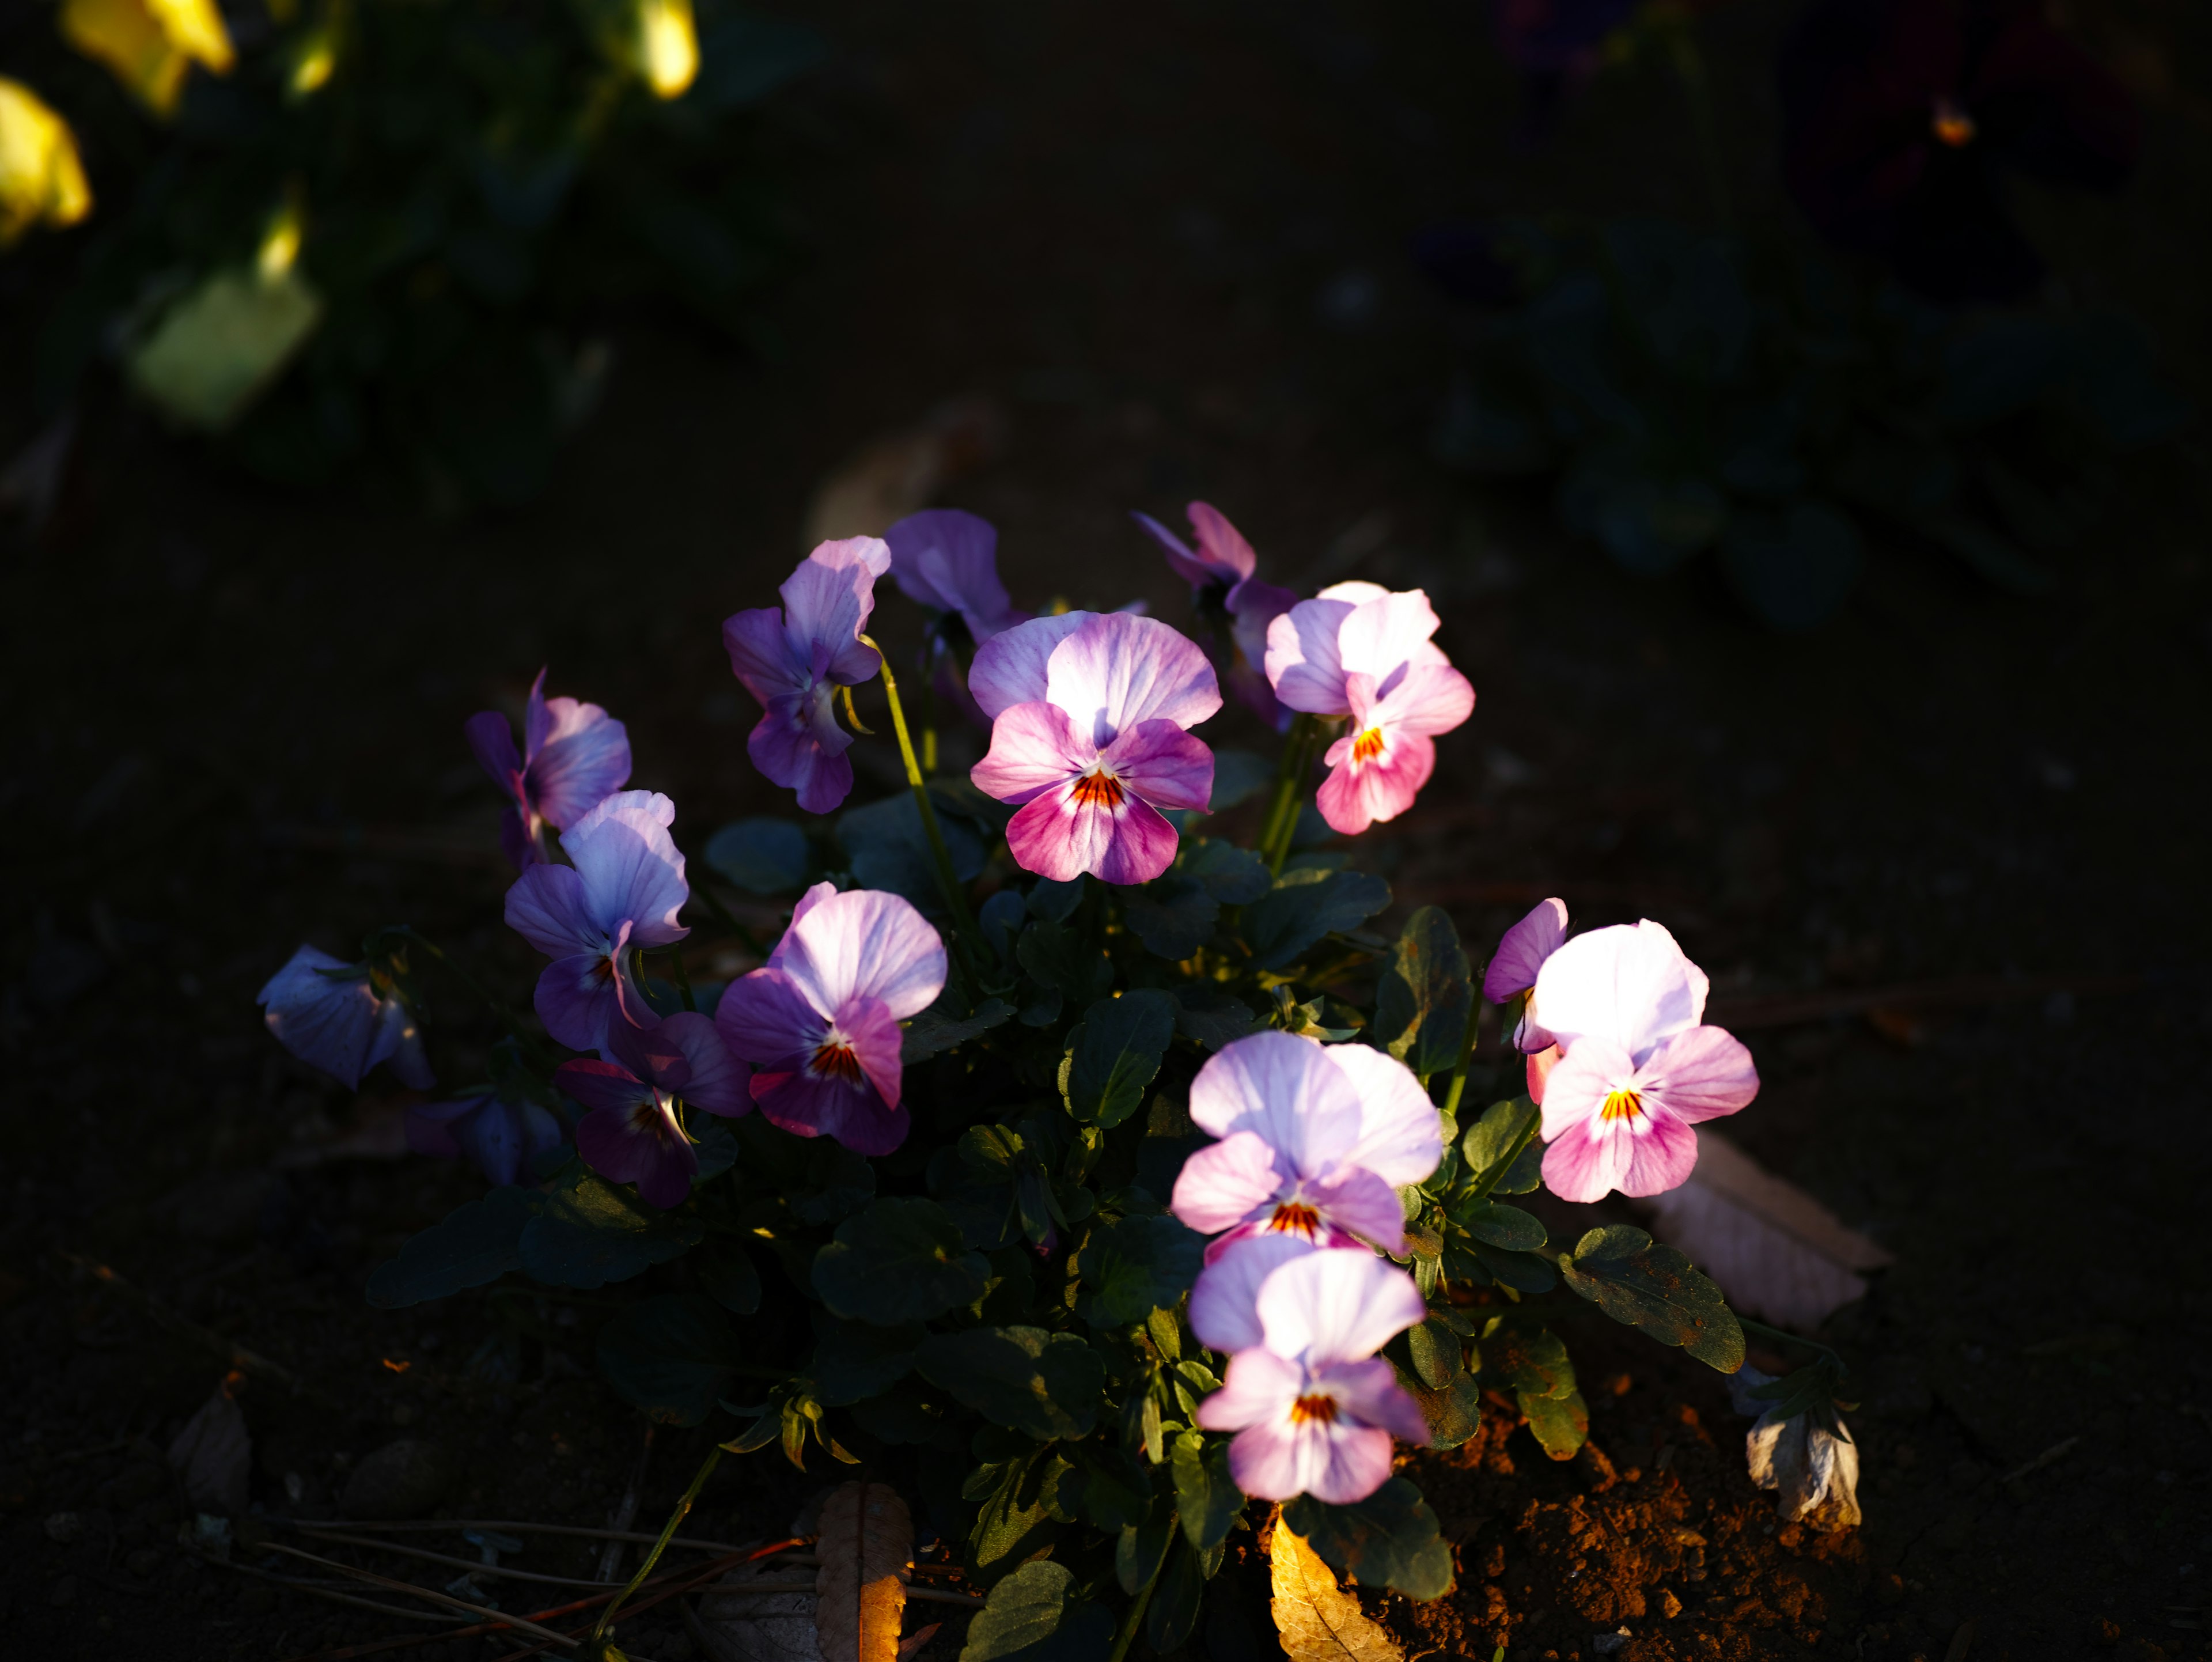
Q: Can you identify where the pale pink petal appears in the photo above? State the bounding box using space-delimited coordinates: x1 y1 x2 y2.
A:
1186 501 1257 582
781 881 838 944
1363 660 1474 739
1099 718 1214 813
1264 596 1359 715
968 612 1094 718
1536 1035 1634 1142
1255 1250 1427 1368
1195 1347 1302 1433
1171 1130 1285 1237
1483 898 1569 1006
1618 1106 1699 1198
1637 1025 1759 1124
1527 1043 1560 1104
835 993 907 1111
1130 511 1211 590
1091 794 1180 886
777 888 948 1021
1315 730 1433 835
1315 581 1390 604
1335 589 1448 684
971 701 1091 807
1539 1113 1635 1204
1320 1044 1442 1187
1305 1165 1407 1256
1531 919 1709 1064
1002 788 1093 883
1303 1422 1400 1504
1188 1235 1316 1354
1043 612 1220 745
753 1066 909 1156
1320 1357 1432 1445
1226 1417 1338 1502
1187 1031 1362 1178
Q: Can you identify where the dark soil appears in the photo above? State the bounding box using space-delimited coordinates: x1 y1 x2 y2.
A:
5 3 2211 1660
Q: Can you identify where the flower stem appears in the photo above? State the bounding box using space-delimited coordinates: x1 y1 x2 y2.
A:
392 927 557 1070
858 635 977 947
666 949 698 1014
1463 1110 1540 1203
1257 714 1319 875
1440 998 1483 1119
1106 1549 1166 1662
588 1442 722 1654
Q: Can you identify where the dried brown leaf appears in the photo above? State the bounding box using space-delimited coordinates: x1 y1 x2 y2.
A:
166 1381 251 1515
1269 1524 1404 1662
1645 1129 1893 1329
696 1561 824 1662
813 1480 912 1662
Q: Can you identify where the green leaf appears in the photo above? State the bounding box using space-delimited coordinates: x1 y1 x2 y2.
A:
1242 868 1392 970
1374 907 1472 1077
695 1238 762 1314
1480 1324 1575 1402
1406 1318 1463 1391
702 817 812 894
1146 1539 1205 1651
1171 986 1259 1051
1026 877 1085 922
1522 1386 1589 1460
916 1326 1105 1440
1170 1432 1243 1551
1074 1213 1203 1328
691 1119 740 1183
1282 1477 1454 1599
1116 1502 1175 1596
366 1186 543 1308
1060 990 1178 1129
1017 918 1112 1005
1560 1224 1744 1371
520 1174 704 1290
1124 876 1219 960
1474 1244 1558 1294
812 1198 993 1326
1399 1365 1483 1453
1454 1201 1546 1252
836 790 988 910
849 1388 942 1447
1460 1099 1542 1195
808 1311 922 1406
786 1139 877 1226
971 1448 1070 1572
595 1294 740 1427
904 995 1017 1062
1718 501 1864 633
959 1560 1114 1662
1184 838 1272 904
1077 1447 1152 1533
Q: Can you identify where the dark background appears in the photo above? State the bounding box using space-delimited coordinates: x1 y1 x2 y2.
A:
4 2 2209 1659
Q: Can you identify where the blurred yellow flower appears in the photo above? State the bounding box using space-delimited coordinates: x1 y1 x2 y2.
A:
128 262 323 431
0 79 93 246
60 0 236 119
635 0 700 100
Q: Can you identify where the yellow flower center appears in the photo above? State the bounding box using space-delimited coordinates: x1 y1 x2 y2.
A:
1350 727 1386 765
1290 1394 1339 1426
1267 1201 1321 1239
1070 769 1126 809
810 1040 865 1085
1600 1088 1643 1123
1932 97 1976 147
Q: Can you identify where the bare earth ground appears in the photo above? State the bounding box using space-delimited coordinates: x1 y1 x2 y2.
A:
3 2 2210 1660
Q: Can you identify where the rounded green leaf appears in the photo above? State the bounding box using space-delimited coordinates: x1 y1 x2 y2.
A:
812 1197 991 1326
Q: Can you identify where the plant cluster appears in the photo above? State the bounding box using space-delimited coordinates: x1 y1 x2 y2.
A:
260 504 1840 1655
2 0 822 499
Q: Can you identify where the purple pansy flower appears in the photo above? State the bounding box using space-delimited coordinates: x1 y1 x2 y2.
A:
715 883 948 1156
1133 502 1298 727
1188 1232 1316 1354
1482 896 1570 1054
722 537 892 815
968 611 1220 885
465 668 632 869
1265 582 1475 836
503 790 690 1056
1781 0 2139 304
1531 920 1758 1203
1194 1248 1430 1504
885 509 1027 646
259 945 434 1091
555 1013 748 1209
406 1090 565 1188
1171 1031 1441 1263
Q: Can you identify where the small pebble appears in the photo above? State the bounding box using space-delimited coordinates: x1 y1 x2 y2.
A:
43 1510 85 1544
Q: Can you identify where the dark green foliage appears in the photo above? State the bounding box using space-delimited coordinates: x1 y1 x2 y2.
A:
1460 1099 1544 1195
838 792 990 917
596 1294 741 1426
1242 867 1392 970
1560 1225 1745 1371
916 1327 1105 1441
521 1171 704 1289
1435 216 2190 627
1074 1213 1203 1329
703 817 813 895
1374 907 1472 1077
960 1561 1115 1662
365 1186 543 1308
1059 990 1177 1128
1284 1478 1455 1599
1124 876 1218 960
812 1198 992 1326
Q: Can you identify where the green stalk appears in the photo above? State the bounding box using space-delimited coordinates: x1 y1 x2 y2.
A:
1257 714 1319 875
666 948 698 1014
1464 1112 1541 1203
1440 998 1484 1118
589 1443 723 1655
1105 1550 1166 1662
858 635 976 947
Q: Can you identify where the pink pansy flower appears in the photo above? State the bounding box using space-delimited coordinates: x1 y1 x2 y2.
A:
714 883 948 1156
503 790 690 1057
1188 1232 1316 1354
1264 583 1475 835
464 668 632 869
884 509 1027 646
1483 897 1570 1058
1194 1248 1430 1504
1171 1031 1441 1263
722 538 891 815
1530 920 1759 1203
557 1014 748 1209
968 611 1220 885
1132 502 1298 726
